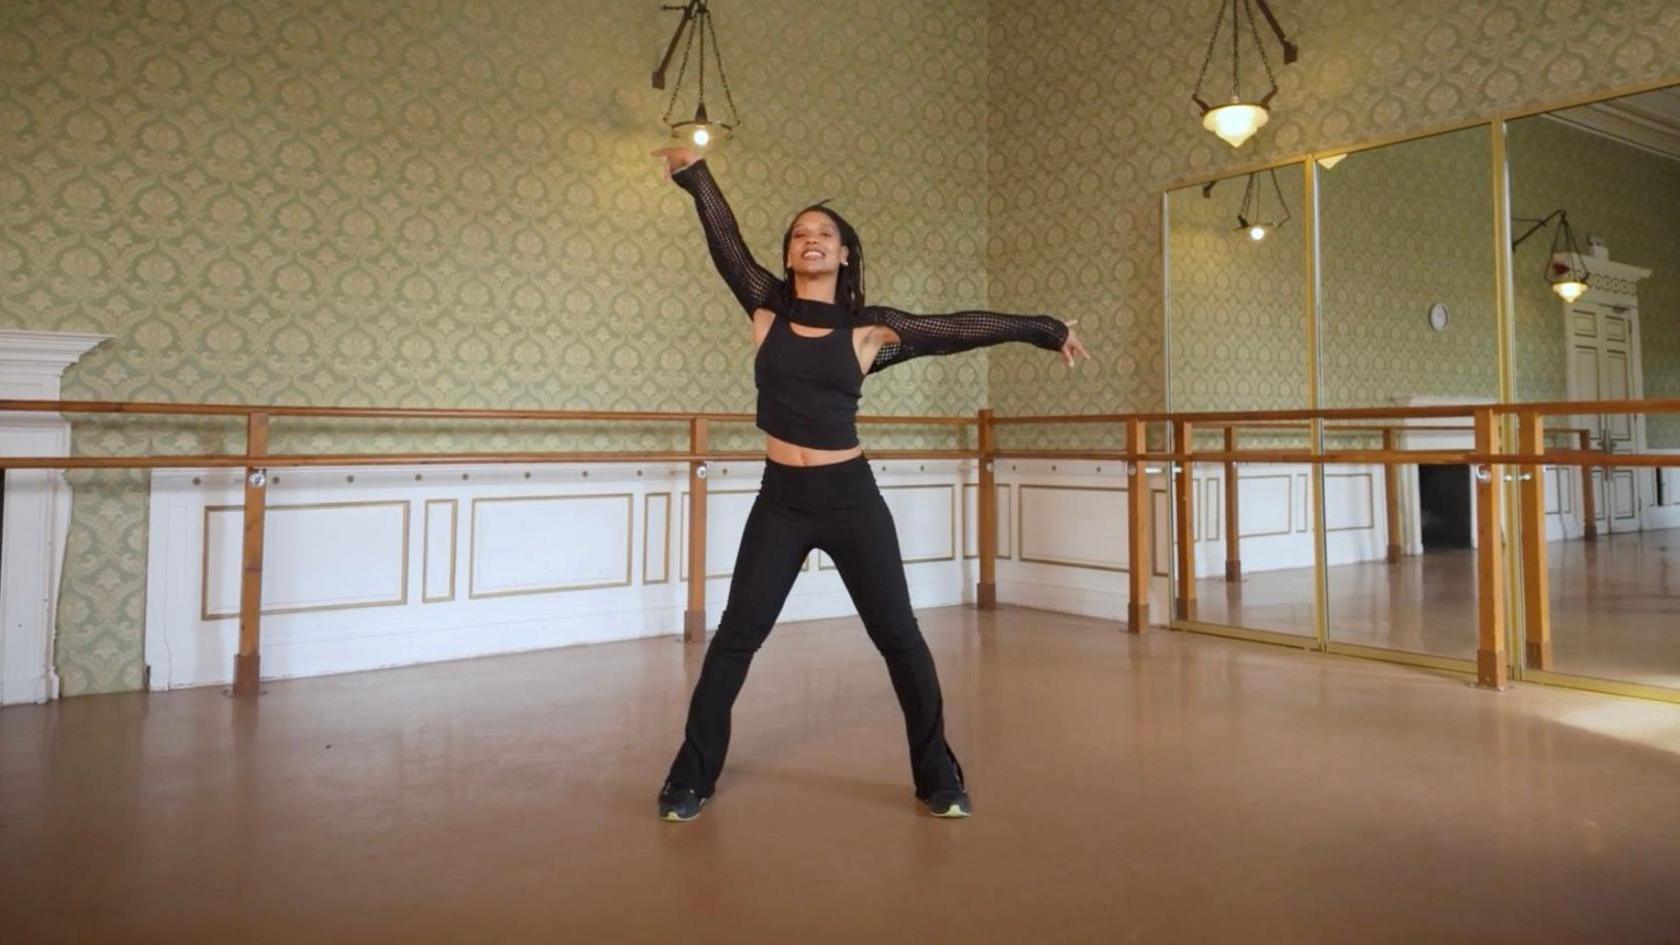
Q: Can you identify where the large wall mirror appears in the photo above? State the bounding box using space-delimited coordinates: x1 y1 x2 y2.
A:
1162 79 1680 694
1165 164 1317 641
1318 125 1496 663
1507 84 1680 689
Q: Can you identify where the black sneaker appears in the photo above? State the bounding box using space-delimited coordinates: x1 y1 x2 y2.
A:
923 787 971 818
658 782 707 822
922 749 970 818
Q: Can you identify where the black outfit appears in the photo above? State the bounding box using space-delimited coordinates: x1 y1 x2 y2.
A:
662 159 1069 802
755 298 864 449
673 158 1070 450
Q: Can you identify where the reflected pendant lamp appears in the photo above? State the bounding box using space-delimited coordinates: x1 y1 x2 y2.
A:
1512 210 1591 303
1547 216 1590 303
1233 167 1291 240
651 1 741 148
1191 0 1299 148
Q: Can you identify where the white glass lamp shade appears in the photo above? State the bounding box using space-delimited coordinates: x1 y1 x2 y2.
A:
1551 279 1589 303
1203 103 1269 148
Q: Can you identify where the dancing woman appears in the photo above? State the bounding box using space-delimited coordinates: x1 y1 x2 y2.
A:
653 146 1089 821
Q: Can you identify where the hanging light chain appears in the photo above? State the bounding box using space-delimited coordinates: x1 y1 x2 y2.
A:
1233 167 1292 230
659 5 701 126
657 1 740 134
703 3 741 128
1192 0 1287 111
1191 0 1231 110
1266 165 1291 227
1547 212 1589 285
1230 0 1241 100
1243 0 1279 96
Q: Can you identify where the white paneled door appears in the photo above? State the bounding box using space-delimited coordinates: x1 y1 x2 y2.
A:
1565 302 1648 535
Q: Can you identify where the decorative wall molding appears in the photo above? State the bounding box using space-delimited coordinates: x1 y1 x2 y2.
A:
0 329 107 705
142 459 988 691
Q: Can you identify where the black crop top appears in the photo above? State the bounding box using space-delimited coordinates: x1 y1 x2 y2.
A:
671 159 1070 450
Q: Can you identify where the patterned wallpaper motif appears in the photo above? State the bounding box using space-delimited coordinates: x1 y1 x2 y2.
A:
1318 126 1498 407
1508 114 1680 446
985 0 1680 450
1166 167 1308 411
0 0 996 694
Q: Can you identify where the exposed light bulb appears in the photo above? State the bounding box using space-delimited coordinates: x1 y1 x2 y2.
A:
692 126 710 147
1248 225 1268 241
1552 280 1588 303
1203 103 1268 148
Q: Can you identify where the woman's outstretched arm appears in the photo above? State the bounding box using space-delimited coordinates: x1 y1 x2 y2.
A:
860 305 1086 375
655 148 783 318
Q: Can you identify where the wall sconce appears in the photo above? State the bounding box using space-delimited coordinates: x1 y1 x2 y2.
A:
1191 0 1299 148
651 1 741 148
1512 209 1590 303
1205 168 1292 240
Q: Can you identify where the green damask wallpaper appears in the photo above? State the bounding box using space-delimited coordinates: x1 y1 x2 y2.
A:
1508 115 1680 446
1 0 996 694
985 0 1680 449
1318 127 1497 407
1166 167 1308 412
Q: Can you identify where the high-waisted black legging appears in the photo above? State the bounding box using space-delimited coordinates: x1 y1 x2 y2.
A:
665 454 964 801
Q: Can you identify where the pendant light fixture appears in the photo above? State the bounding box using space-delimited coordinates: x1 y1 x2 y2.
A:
1512 210 1591 303
1191 0 1299 149
1205 168 1292 241
651 1 741 148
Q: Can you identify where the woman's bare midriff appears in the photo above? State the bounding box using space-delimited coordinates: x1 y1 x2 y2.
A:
763 435 863 467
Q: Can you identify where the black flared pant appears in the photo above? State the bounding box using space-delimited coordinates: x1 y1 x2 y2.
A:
664 454 963 800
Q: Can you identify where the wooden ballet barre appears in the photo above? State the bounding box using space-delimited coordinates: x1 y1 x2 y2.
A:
0 448 986 471
9 390 1672 700
0 398 978 427
990 396 1680 426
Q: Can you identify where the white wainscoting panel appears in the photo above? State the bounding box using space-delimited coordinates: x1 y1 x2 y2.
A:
144 460 985 690
990 461 1171 624
470 493 632 598
203 501 410 618
1185 464 1390 577
423 500 457 603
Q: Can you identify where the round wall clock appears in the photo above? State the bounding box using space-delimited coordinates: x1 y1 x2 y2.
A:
1428 302 1449 332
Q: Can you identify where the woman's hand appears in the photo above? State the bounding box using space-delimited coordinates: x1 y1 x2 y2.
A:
652 146 701 180
1059 319 1091 369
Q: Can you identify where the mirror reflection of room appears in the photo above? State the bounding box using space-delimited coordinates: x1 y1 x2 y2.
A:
1315 126 1495 660
1166 165 1317 638
1508 85 1680 685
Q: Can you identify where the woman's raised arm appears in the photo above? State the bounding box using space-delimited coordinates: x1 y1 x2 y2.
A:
655 149 783 318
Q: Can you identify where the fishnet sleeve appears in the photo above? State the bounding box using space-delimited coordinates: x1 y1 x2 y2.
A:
860 305 1071 375
670 159 783 317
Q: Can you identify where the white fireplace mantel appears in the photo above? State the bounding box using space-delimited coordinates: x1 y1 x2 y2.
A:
0 329 108 705
1386 395 1492 557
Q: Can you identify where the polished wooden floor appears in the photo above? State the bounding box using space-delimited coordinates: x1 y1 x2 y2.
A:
4 606 1680 942
1193 528 1680 683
